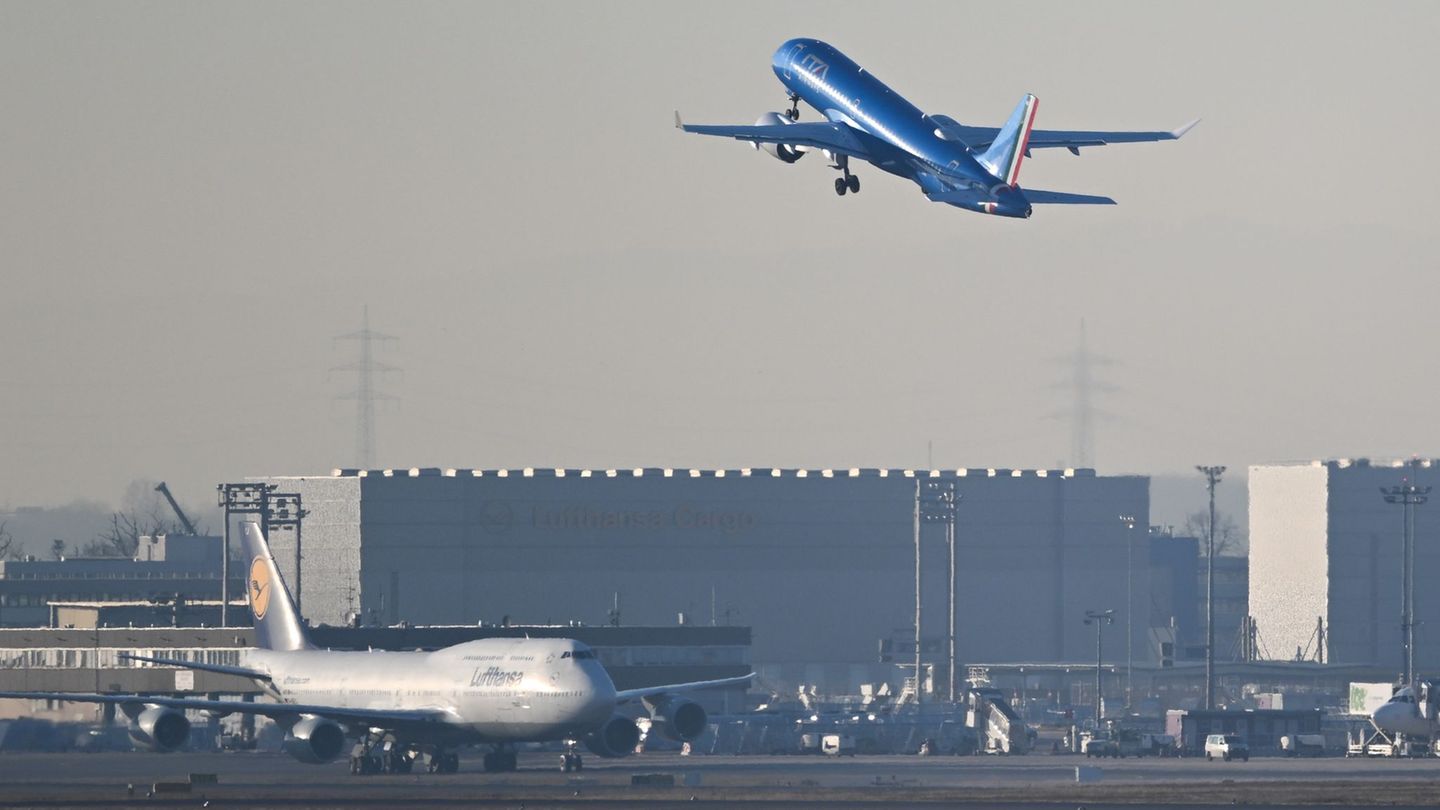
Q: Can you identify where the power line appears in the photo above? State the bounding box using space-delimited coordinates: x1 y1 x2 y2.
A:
334 306 398 469
1051 319 1117 469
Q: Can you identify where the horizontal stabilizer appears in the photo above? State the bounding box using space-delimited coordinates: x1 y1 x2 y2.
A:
1022 189 1117 205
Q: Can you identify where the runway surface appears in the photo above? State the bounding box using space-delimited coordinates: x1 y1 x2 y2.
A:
3 750 1440 808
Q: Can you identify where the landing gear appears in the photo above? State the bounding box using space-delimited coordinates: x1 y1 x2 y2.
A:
831 154 859 196
482 749 517 773
349 736 387 776
426 750 460 774
350 752 384 775
785 92 801 120
386 750 414 774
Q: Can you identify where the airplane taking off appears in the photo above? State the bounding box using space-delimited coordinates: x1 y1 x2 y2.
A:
0 522 751 775
677 38 1198 218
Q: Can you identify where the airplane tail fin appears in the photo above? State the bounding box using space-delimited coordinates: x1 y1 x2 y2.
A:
978 94 1039 186
237 521 313 651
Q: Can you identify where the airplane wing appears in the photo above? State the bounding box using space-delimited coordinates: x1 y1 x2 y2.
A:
614 673 755 705
119 653 272 682
939 117 1200 153
675 111 873 160
0 690 454 729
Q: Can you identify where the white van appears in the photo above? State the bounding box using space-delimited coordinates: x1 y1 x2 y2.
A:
1204 734 1250 761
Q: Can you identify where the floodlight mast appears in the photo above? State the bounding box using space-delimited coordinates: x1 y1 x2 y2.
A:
1196 465 1225 710
1084 609 1114 725
1382 463 1429 688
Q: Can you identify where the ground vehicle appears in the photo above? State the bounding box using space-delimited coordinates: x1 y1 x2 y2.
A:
821 734 855 756
1081 733 1118 758
1113 729 1146 758
1204 734 1250 762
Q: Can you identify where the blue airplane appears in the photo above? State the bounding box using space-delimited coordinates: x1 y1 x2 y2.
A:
676 38 1198 218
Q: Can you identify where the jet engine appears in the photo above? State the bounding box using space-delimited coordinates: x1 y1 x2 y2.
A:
281 716 348 764
645 696 708 741
127 706 190 752
583 714 640 758
752 112 804 163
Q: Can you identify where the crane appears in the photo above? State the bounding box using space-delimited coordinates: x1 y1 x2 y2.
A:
154 482 198 535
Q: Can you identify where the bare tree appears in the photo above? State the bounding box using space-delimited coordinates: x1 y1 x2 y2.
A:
50 538 66 561
91 480 202 558
0 521 13 560
1184 510 1246 556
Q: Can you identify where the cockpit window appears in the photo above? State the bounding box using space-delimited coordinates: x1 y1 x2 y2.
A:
570 650 595 660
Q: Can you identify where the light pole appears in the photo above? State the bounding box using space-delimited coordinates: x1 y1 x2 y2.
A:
1196 465 1225 710
913 479 921 708
1084 609 1114 725
1119 514 1137 711
1382 465 1429 687
914 480 959 705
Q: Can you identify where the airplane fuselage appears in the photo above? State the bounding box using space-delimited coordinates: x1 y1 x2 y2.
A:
247 638 615 745
770 38 1030 217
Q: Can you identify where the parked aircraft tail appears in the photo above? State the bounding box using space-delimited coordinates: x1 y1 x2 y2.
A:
238 521 314 651
978 94 1038 186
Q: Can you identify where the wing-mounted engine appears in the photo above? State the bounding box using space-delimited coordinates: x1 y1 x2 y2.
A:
583 714 641 758
752 112 805 163
281 715 348 764
643 695 708 741
126 705 191 752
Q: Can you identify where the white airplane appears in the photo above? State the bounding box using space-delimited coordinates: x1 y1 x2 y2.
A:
1371 683 1437 738
0 522 752 774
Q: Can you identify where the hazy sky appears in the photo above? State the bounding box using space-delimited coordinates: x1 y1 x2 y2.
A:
1 1 1437 515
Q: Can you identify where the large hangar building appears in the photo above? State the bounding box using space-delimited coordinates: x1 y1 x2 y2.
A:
1251 458 1440 672
252 467 1149 693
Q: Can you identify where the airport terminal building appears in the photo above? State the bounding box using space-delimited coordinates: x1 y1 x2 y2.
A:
1250 458 1440 672
251 467 1150 694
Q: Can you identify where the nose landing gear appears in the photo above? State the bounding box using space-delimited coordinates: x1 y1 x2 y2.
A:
560 741 584 772
785 92 801 120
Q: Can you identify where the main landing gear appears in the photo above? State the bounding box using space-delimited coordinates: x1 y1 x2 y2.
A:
785 92 801 121
482 747 518 773
426 750 461 774
831 154 860 196
351 735 414 775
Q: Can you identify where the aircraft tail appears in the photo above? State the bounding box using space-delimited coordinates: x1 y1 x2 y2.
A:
978 94 1039 186
238 521 313 651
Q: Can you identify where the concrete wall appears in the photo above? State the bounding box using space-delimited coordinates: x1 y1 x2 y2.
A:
1250 464 1329 663
1251 459 1440 671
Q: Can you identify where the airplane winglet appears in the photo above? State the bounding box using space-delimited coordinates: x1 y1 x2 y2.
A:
1170 118 1201 139
674 110 683 130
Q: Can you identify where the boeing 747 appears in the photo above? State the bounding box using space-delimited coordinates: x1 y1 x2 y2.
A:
677 38 1198 218
1 522 751 774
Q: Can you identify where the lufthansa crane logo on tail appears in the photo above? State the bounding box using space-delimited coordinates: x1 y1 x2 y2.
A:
248 556 272 620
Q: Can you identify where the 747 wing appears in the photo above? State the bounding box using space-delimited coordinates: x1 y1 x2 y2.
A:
0 690 454 729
